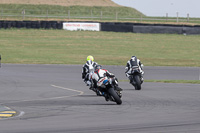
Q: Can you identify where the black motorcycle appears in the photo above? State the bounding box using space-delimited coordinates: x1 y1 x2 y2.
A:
99 77 122 105
129 66 143 90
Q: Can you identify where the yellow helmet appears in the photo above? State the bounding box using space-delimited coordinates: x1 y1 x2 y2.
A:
86 55 94 61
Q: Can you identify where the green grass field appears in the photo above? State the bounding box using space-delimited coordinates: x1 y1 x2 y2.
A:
145 80 200 84
0 29 200 66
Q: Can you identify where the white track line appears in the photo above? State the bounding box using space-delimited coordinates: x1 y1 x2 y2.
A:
0 85 84 119
51 84 84 95
1 85 84 104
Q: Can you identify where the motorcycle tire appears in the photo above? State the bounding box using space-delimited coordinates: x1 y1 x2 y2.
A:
108 87 122 105
134 75 141 90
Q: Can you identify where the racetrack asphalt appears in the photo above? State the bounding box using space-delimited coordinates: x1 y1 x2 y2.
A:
0 64 200 133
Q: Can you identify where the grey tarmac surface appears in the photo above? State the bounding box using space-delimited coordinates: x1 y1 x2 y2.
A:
0 64 200 133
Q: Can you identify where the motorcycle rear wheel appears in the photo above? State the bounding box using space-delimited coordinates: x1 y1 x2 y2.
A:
108 88 122 105
134 75 141 90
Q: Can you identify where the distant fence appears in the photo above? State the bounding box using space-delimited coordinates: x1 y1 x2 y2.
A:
1 20 200 35
1 9 200 24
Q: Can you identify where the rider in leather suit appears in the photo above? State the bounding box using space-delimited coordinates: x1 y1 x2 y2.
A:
91 65 122 94
82 55 98 86
125 56 144 83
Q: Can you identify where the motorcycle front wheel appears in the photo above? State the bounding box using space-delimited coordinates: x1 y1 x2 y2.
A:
108 87 122 105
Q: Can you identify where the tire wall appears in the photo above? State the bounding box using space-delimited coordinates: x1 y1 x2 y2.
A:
0 20 200 35
0 21 63 29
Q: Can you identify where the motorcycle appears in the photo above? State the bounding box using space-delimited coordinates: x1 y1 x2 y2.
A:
97 77 122 105
129 66 143 90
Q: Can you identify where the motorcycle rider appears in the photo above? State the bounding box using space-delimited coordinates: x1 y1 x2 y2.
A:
125 56 144 83
82 55 98 86
90 65 122 98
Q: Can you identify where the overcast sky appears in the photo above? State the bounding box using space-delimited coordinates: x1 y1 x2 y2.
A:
111 0 200 18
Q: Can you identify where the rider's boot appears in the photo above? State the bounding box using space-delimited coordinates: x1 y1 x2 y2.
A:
129 76 133 84
104 93 109 101
96 89 103 96
141 76 144 84
115 85 123 91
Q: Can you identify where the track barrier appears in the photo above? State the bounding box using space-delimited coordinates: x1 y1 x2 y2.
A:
0 21 200 35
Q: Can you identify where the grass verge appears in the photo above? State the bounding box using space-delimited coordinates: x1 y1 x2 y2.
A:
0 29 199 66
145 80 200 84
120 80 200 84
